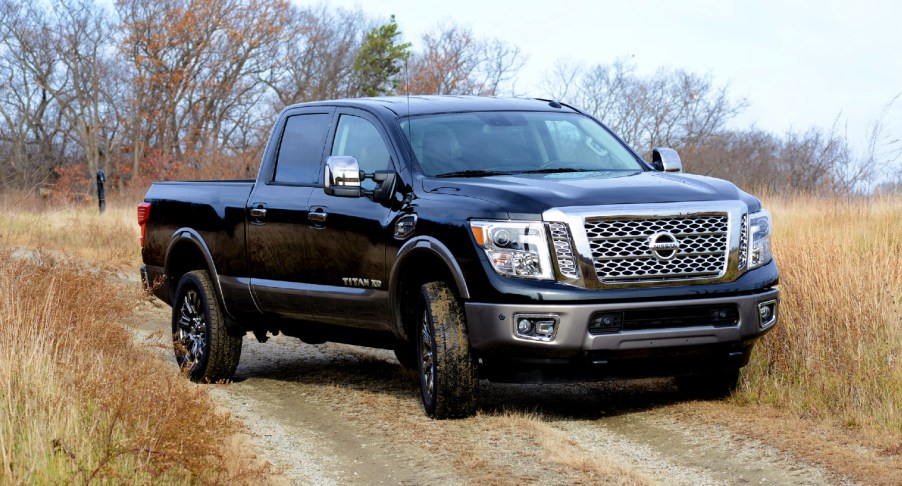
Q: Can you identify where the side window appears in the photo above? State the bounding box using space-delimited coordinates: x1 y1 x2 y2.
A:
331 115 392 190
273 113 332 184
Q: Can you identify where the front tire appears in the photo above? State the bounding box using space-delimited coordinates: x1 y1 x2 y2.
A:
416 281 477 419
172 270 242 383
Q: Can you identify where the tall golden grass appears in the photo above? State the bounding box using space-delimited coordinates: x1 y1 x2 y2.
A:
738 195 902 440
0 191 139 273
0 194 269 483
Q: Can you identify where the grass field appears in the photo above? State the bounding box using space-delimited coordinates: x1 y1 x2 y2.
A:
0 191 899 481
0 193 270 483
738 194 902 442
0 192 139 272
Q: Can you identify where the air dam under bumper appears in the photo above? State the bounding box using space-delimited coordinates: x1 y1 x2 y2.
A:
465 288 779 356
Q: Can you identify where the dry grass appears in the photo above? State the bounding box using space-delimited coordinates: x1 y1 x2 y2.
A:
0 194 271 483
0 191 140 273
669 401 902 485
737 194 902 444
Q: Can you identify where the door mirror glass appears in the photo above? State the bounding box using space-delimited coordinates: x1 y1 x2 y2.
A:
651 147 682 173
324 156 362 197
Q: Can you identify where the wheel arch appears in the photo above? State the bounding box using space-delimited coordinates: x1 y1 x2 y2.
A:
389 236 470 342
165 228 235 321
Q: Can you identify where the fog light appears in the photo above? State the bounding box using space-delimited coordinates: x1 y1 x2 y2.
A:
757 300 778 329
513 314 559 342
535 320 556 336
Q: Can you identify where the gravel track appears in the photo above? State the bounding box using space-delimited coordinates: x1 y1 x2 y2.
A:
130 300 850 485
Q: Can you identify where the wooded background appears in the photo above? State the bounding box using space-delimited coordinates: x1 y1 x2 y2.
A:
1 0 899 199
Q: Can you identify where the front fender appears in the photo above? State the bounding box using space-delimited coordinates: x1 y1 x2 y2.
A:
388 236 471 339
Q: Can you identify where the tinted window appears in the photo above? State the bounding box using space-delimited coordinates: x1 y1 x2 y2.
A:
273 113 331 184
331 115 392 190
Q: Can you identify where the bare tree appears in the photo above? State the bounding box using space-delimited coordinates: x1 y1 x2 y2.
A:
263 4 369 108
837 95 902 193
405 22 524 96
47 0 122 186
117 0 288 168
684 124 881 194
542 59 746 159
0 0 67 186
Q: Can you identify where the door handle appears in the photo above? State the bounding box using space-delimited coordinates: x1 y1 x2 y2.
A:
307 211 327 223
249 205 267 219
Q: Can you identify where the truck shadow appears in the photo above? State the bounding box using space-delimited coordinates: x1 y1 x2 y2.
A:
231 338 696 420
478 379 684 420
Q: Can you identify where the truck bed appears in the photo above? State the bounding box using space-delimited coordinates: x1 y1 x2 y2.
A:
142 180 256 301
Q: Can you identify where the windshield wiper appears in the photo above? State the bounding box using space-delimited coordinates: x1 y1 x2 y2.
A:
434 170 514 178
519 168 601 174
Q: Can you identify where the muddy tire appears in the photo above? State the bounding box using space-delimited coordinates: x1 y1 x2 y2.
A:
172 270 242 383
675 368 741 399
416 281 477 419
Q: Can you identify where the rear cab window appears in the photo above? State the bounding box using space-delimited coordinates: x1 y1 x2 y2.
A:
273 113 332 185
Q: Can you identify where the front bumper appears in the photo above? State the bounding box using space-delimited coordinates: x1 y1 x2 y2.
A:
465 287 779 356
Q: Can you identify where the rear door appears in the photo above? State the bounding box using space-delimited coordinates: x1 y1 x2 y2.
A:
246 106 334 318
303 108 399 329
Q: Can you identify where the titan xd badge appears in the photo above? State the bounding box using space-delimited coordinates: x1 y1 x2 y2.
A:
342 277 383 288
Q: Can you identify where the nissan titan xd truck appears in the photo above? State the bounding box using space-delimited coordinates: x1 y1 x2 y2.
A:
139 96 779 418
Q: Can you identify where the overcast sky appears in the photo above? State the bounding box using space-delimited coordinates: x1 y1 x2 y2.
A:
307 0 901 156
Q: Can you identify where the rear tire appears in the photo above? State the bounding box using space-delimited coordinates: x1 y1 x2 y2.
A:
172 270 242 383
416 281 477 419
675 368 741 399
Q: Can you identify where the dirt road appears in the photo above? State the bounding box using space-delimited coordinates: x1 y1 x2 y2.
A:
129 297 860 486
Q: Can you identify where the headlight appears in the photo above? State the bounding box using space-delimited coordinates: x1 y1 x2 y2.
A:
748 209 773 269
470 221 554 280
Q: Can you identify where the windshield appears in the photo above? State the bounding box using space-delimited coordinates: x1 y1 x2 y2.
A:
399 111 643 177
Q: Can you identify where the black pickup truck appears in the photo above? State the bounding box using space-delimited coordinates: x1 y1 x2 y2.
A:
139 96 779 418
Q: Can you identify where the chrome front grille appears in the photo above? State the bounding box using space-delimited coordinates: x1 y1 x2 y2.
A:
738 214 748 270
548 222 579 278
585 214 729 283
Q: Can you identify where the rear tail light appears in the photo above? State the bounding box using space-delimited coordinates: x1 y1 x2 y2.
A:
137 202 151 248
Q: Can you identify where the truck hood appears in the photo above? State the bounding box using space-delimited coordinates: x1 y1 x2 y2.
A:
422 170 755 216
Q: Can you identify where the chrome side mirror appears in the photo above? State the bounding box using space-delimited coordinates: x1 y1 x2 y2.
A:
651 147 683 173
324 156 362 197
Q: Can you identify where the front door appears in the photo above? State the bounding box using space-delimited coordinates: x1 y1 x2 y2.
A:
303 109 398 329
